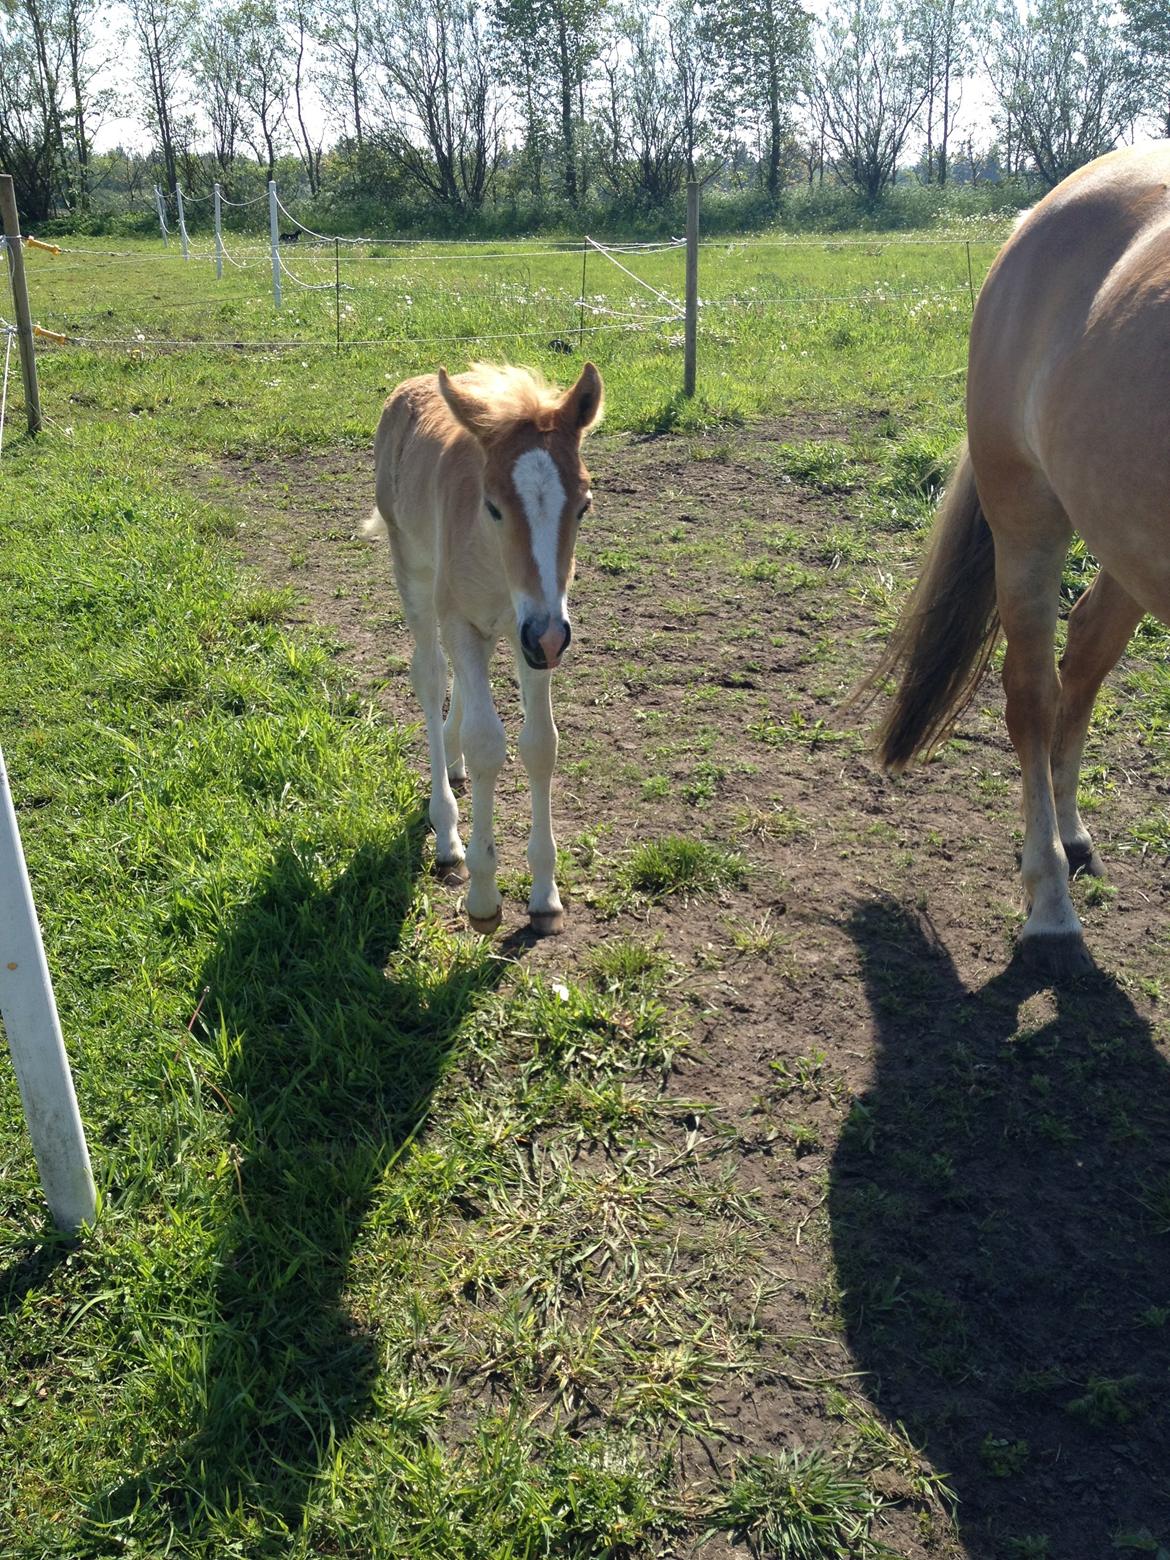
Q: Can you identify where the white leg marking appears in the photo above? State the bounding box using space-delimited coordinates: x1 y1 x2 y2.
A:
516 656 561 923
409 632 462 867
444 673 466 782
446 620 506 927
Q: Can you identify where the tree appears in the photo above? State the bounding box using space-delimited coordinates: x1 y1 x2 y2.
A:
667 0 721 182
366 0 502 212
986 0 1143 189
127 0 194 198
597 8 686 205
1123 0 1170 138
812 0 927 202
192 6 250 172
705 0 809 201
238 0 289 183
491 0 605 207
909 0 970 184
0 17 58 220
318 0 373 148
288 0 324 193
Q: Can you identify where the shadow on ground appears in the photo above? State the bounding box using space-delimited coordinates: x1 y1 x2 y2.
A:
833 898 1170 1555
86 826 499 1553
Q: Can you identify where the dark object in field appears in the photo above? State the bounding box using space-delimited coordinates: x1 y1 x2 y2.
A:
279 231 300 245
547 338 573 354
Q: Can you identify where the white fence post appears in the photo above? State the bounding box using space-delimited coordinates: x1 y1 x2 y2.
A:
175 184 190 262
0 746 96 1234
213 182 223 280
268 179 282 310
154 185 169 247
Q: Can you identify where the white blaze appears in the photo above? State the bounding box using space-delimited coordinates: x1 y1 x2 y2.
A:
512 448 566 608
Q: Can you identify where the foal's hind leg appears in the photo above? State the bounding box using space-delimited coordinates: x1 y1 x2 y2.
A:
1053 569 1142 877
444 674 467 783
992 502 1089 971
406 612 464 878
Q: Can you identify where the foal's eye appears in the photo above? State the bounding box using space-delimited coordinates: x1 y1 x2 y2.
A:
485 499 502 522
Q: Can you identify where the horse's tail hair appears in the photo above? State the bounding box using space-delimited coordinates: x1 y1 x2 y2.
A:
854 442 1001 772
361 506 389 540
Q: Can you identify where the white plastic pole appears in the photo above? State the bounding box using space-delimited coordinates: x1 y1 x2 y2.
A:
175 184 190 262
154 185 169 247
213 182 223 280
0 746 96 1234
268 179 282 309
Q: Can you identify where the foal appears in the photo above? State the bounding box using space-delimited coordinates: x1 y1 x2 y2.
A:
366 361 603 934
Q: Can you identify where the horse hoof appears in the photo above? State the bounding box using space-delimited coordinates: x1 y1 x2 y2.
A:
1064 840 1106 879
467 905 502 936
435 857 468 886
528 909 565 937
1018 930 1093 980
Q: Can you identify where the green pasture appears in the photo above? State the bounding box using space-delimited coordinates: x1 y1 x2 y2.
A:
22 228 1004 448
14 221 1166 1559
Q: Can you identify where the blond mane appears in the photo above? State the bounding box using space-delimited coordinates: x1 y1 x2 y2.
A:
457 362 567 431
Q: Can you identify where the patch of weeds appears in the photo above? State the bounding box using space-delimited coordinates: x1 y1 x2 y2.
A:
750 709 848 750
777 441 864 494
625 836 746 901
1138 1305 1169 1328
586 936 673 993
1112 1529 1170 1557
1065 1374 1144 1428
737 802 810 844
769 1049 842 1102
683 760 726 805
1138 1171 1170 1233
705 1449 884 1560
595 544 636 575
979 1434 1030 1477
731 911 795 967
641 773 671 799
744 557 782 583
1006 1539 1053 1559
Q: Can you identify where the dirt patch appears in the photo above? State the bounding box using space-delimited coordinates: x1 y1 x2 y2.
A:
197 422 1170 1559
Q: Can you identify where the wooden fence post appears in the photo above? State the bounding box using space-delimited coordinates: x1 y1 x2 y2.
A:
0 174 43 437
684 180 699 398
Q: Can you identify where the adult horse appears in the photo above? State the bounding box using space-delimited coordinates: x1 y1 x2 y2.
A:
862 144 1170 972
366 361 603 936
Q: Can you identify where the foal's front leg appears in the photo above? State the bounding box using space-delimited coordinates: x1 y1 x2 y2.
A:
446 619 506 933
516 655 564 935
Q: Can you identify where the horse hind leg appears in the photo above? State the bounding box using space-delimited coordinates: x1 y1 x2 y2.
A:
991 490 1091 974
1052 568 1142 879
443 673 467 783
403 599 465 881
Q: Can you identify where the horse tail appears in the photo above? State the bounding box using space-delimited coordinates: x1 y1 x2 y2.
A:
858 442 1001 772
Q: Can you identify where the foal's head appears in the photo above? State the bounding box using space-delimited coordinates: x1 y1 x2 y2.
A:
438 362 604 671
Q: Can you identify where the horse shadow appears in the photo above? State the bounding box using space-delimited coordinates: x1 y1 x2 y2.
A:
85 827 500 1552
833 899 1170 1555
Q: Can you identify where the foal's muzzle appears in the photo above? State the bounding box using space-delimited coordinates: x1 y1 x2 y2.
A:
520 615 572 671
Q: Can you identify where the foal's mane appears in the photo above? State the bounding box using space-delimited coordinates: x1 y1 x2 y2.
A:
458 362 567 433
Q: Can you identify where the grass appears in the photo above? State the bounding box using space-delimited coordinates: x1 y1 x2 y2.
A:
706 1450 885 1559
6 220 1170 1560
22 228 1000 444
625 836 746 899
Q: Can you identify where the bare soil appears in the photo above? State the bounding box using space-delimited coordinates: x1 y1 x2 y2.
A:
198 420 1170 1560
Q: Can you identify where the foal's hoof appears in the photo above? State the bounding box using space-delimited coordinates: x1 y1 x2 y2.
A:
1018 930 1093 980
1064 840 1106 879
435 857 469 886
467 905 503 936
528 908 566 937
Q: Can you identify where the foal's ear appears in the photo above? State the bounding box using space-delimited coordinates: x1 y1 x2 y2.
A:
437 366 495 443
559 362 604 436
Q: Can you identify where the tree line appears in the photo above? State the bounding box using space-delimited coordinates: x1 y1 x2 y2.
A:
2 0 1168 229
